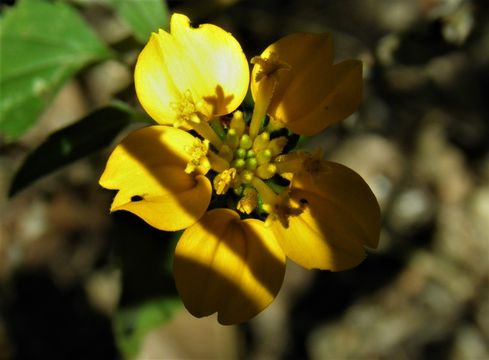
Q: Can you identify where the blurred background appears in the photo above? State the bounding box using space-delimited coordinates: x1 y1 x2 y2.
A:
1 0 489 358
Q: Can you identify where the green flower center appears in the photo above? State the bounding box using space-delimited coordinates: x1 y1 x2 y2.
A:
210 110 292 216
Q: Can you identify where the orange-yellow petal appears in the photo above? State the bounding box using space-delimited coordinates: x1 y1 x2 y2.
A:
135 13 249 125
173 209 286 325
99 126 212 231
285 60 363 135
251 33 363 135
270 161 380 271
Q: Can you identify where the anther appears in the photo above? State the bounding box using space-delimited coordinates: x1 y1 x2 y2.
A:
213 168 237 195
237 187 258 214
250 53 291 82
185 138 210 174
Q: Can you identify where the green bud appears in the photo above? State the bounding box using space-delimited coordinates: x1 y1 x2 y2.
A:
240 134 252 150
235 148 247 159
246 157 258 171
232 158 246 169
246 149 256 159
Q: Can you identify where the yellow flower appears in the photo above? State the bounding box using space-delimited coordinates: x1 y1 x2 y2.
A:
100 13 380 325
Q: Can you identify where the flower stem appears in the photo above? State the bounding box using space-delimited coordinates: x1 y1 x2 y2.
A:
191 120 223 150
249 77 276 140
251 176 279 207
208 150 230 172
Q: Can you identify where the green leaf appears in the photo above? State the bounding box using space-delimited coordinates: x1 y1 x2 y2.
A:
8 104 134 197
111 0 169 43
114 297 181 358
0 0 112 141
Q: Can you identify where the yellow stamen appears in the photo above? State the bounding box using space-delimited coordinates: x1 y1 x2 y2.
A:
237 187 258 214
251 53 291 82
230 110 246 137
256 149 272 165
248 77 275 140
213 168 237 195
266 118 285 133
256 163 276 179
191 119 223 150
268 137 288 156
225 128 239 149
207 150 230 173
218 144 234 163
274 153 307 175
249 54 291 139
170 90 206 128
170 90 223 149
252 131 270 152
250 176 279 208
185 138 210 174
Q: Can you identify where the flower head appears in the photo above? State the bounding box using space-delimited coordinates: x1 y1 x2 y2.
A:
100 13 380 325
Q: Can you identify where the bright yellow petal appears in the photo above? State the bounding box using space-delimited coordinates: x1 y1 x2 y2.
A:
135 13 249 125
251 33 333 106
285 60 363 135
99 126 212 231
173 209 286 325
271 161 380 271
251 33 363 135
134 33 179 125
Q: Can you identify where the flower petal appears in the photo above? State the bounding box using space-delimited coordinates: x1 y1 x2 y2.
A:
251 33 362 135
99 126 212 231
271 161 380 271
135 13 249 124
286 60 363 135
174 209 286 325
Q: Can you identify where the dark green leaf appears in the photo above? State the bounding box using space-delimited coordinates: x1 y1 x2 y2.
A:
0 0 112 140
8 104 133 197
111 0 169 43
